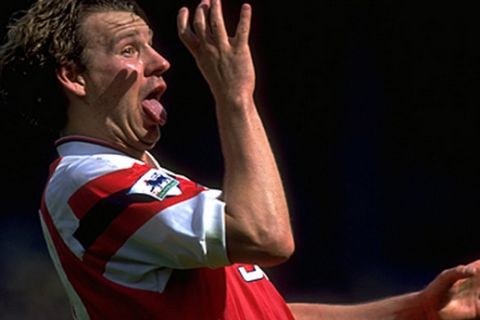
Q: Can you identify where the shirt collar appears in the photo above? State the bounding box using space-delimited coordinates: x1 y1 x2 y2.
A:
55 135 127 157
54 136 161 169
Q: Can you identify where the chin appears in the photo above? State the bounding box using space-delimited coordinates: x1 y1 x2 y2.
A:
140 129 161 149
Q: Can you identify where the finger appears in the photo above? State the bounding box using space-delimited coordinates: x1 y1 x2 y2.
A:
177 7 200 51
193 1 210 41
430 265 475 294
210 0 228 44
465 260 480 272
235 3 252 45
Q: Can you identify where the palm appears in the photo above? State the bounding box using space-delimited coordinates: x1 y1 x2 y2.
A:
422 265 480 320
438 277 480 320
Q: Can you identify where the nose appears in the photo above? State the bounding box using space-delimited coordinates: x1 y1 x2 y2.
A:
145 46 170 77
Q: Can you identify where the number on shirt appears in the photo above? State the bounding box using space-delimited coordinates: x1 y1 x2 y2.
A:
238 265 265 282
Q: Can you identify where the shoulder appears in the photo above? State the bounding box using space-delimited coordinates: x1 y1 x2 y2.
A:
48 153 143 192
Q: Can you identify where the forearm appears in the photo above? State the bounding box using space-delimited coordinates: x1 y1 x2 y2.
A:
177 0 294 266
288 292 434 320
216 95 294 266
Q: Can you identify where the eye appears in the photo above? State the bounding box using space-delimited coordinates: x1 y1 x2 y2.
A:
121 45 138 57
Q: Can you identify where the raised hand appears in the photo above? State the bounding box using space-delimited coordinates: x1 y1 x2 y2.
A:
177 0 255 104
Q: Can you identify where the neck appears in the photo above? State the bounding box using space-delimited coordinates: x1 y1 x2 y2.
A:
60 131 148 162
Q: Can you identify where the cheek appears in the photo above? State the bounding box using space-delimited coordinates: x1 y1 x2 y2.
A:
121 62 145 100
121 55 145 76
84 59 145 107
105 69 142 103
125 62 141 73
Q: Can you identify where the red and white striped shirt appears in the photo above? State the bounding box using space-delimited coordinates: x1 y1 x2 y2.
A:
39 136 294 320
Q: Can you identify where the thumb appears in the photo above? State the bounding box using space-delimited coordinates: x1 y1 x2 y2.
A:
426 265 476 295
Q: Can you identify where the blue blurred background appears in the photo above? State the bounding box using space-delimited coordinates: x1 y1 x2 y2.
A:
1 0 480 318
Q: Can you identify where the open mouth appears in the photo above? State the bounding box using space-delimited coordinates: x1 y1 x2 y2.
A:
145 86 163 101
142 86 167 126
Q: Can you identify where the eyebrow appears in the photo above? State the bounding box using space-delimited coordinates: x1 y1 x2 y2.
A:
113 28 153 43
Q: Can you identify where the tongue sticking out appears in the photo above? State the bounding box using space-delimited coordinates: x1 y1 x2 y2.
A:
142 99 167 126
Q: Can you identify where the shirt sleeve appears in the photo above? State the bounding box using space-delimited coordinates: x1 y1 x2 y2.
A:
116 187 231 269
81 165 233 271
59 160 231 270
48 155 231 293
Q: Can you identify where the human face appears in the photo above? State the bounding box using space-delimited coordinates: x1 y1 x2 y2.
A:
79 11 170 153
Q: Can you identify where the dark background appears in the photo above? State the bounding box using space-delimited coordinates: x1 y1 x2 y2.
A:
1 0 480 317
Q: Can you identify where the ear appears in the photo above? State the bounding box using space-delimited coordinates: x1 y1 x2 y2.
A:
56 64 87 97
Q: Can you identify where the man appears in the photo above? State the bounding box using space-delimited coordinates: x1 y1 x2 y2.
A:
0 0 479 319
